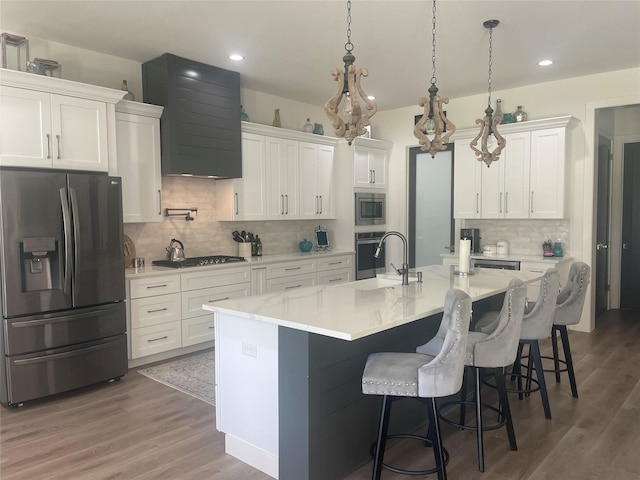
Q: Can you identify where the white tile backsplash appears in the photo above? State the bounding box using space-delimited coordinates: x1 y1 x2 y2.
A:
462 219 570 256
123 177 338 261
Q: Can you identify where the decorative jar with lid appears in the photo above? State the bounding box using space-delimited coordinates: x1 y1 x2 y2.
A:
299 239 313 252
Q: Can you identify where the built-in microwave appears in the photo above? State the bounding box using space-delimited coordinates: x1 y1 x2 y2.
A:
355 192 385 225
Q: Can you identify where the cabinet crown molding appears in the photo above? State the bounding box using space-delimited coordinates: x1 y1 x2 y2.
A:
116 100 163 117
451 115 579 140
0 68 126 103
242 121 338 146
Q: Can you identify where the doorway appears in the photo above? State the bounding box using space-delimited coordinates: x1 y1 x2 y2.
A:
408 145 454 268
595 135 611 315
620 142 640 309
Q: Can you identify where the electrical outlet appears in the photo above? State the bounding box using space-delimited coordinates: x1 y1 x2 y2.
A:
242 341 257 357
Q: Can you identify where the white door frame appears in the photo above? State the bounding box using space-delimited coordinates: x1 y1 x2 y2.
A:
585 95 640 330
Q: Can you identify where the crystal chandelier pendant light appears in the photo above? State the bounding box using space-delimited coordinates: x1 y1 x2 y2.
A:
414 0 456 157
324 0 377 145
470 19 506 167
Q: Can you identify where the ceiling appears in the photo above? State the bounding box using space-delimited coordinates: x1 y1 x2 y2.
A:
1 0 639 111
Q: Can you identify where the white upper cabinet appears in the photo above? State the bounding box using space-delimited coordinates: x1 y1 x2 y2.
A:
354 144 388 189
481 131 531 219
266 136 299 219
115 101 163 223
299 141 335 219
217 132 268 221
0 69 124 172
453 116 577 219
530 127 568 218
453 138 482 219
217 123 337 221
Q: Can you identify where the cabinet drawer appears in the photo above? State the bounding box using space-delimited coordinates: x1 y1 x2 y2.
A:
317 267 352 286
317 255 353 272
130 293 181 329
182 315 215 347
129 275 180 299
181 266 251 291
520 262 554 273
267 273 316 292
182 282 251 319
266 260 316 279
131 321 181 359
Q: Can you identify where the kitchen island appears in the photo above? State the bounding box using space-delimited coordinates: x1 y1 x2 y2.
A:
203 265 544 480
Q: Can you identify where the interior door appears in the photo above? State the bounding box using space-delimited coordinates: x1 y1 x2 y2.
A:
408 145 454 268
620 142 640 309
595 135 611 315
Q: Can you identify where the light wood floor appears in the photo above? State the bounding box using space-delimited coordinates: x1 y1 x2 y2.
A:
1 309 639 480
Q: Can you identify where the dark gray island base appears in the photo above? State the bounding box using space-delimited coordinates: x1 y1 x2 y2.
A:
279 313 442 480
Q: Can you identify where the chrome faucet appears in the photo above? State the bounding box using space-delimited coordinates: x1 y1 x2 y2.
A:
374 231 409 285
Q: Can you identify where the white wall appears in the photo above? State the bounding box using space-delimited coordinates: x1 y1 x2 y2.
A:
373 67 640 331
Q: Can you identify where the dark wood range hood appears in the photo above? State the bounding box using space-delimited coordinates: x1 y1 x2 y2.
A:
142 53 242 179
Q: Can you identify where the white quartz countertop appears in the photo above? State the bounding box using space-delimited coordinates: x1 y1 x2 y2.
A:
203 265 544 341
125 249 354 279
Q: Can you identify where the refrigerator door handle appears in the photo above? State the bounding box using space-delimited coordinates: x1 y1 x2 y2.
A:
69 187 80 257
59 188 72 295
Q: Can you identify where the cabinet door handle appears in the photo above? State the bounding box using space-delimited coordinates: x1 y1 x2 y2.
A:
146 307 168 313
235 192 239 215
315 195 319 214
158 190 162 215
146 284 168 289
531 191 534 213
285 266 302 271
500 192 503 213
281 194 284 214
285 284 302 290
328 277 344 283
372 169 376 184
285 194 289 214
147 336 168 343
505 192 508 214
46 133 51 159
319 195 323 214
476 193 480 214
328 261 343 265
56 134 61 159
208 297 230 303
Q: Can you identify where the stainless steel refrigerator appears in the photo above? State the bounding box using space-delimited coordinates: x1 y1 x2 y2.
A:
0 169 128 407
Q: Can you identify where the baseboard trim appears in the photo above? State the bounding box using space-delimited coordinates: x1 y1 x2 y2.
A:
225 433 278 479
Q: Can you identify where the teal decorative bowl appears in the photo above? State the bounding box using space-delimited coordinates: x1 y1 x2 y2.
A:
299 239 313 252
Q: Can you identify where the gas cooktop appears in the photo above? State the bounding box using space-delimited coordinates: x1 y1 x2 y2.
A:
152 255 247 268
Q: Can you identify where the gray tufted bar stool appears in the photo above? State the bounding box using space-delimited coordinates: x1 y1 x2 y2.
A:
546 262 591 398
476 269 560 420
423 278 527 472
362 289 472 480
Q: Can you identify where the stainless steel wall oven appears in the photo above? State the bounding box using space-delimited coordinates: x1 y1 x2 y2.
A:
355 232 386 280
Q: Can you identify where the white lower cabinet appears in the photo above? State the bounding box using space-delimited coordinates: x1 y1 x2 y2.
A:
126 255 353 363
266 259 316 293
316 254 353 285
131 322 182 359
128 274 182 359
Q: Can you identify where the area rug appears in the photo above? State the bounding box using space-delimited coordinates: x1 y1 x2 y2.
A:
137 349 215 406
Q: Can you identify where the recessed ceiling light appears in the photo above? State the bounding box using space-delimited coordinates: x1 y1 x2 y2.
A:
229 54 244 61
367 95 376 100
538 59 553 67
